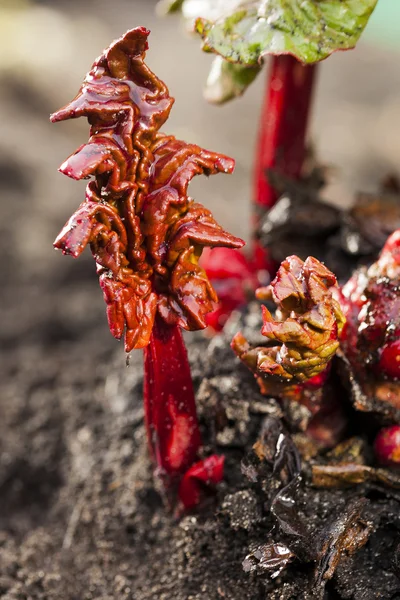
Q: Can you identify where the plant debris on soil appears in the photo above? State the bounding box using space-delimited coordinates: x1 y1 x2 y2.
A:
1 297 400 599
258 169 400 282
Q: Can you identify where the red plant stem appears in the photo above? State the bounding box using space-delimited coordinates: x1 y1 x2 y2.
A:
253 55 317 264
143 314 201 479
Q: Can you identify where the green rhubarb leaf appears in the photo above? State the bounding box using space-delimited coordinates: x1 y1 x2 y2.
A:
195 0 378 65
204 56 261 104
156 0 260 102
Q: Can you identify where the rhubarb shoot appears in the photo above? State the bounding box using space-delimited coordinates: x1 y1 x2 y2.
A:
51 27 244 504
340 229 400 419
232 255 345 396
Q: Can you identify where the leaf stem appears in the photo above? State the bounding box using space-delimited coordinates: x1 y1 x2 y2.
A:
143 314 201 479
253 55 317 264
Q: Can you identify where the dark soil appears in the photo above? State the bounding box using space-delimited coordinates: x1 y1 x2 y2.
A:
1 285 400 599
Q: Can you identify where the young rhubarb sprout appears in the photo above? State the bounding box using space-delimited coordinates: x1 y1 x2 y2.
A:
51 27 244 508
232 255 345 396
340 229 400 420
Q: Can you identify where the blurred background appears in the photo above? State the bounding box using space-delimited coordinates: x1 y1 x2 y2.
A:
0 0 399 350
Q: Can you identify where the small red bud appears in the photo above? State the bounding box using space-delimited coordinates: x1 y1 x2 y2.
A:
374 425 400 466
379 340 400 380
178 455 225 509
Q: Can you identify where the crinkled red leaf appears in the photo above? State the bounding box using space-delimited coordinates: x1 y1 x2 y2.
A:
158 203 243 329
141 136 236 271
99 271 157 350
54 190 127 262
59 137 133 193
232 255 345 394
150 136 235 192
53 28 242 348
167 202 242 250
51 28 173 153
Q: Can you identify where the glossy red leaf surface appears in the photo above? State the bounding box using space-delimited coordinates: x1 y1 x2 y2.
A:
52 27 244 352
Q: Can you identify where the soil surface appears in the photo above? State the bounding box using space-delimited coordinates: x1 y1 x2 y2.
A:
1 296 400 599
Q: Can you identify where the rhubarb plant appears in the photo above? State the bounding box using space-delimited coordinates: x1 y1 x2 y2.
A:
159 0 378 281
340 229 400 421
231 254 347 450
51 27 244 507
232 255 345 395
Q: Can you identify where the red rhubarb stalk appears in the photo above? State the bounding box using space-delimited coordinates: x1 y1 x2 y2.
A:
253 57 316 266
204 58 317 303
255 56 316 210
144 315 201 476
